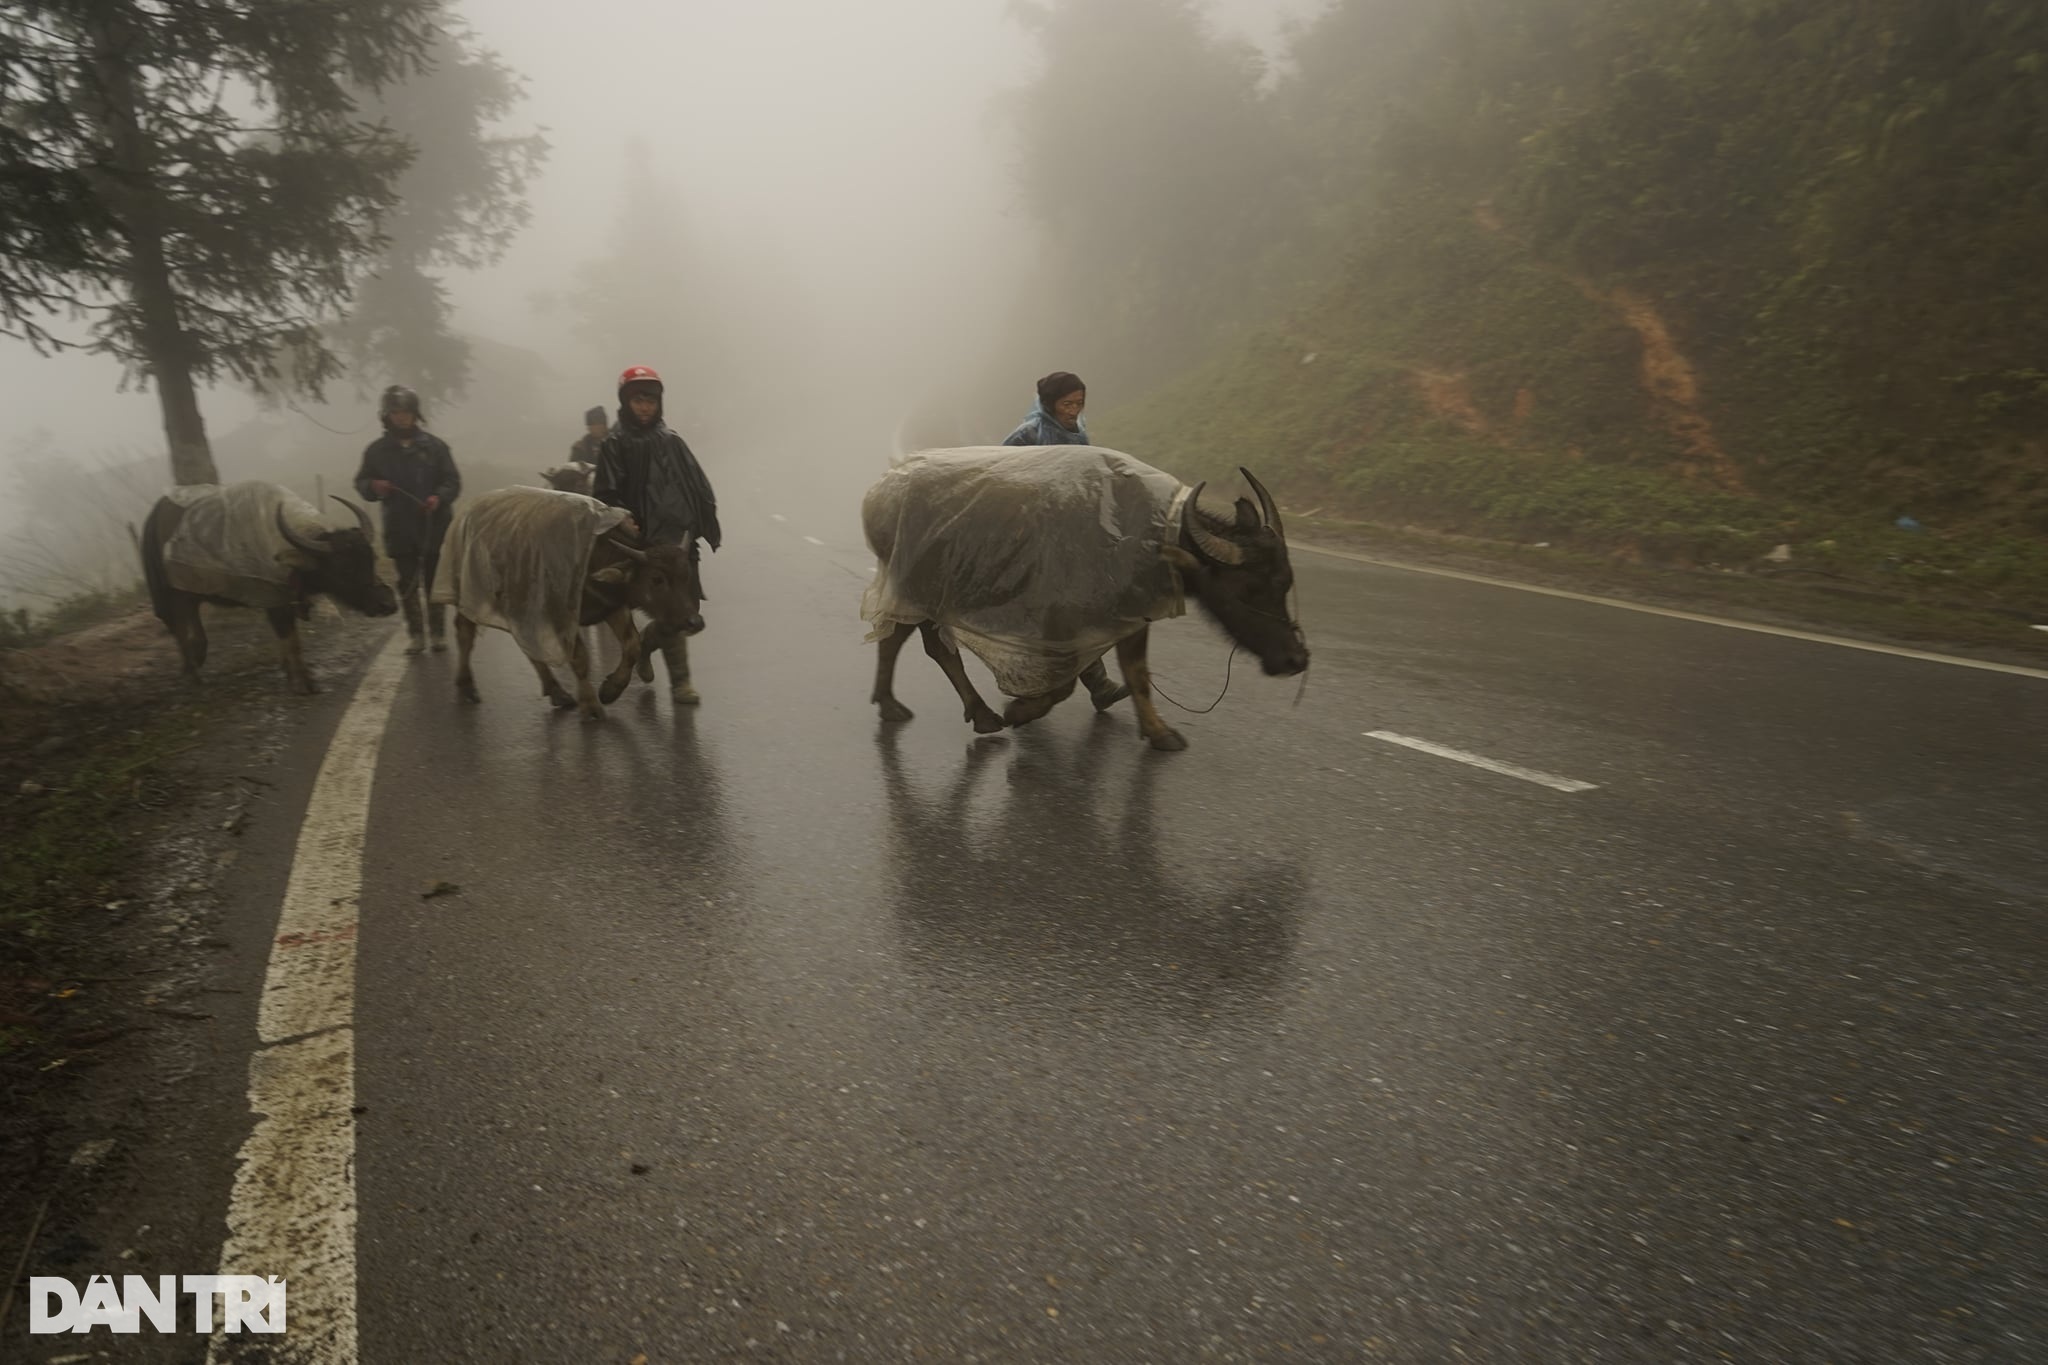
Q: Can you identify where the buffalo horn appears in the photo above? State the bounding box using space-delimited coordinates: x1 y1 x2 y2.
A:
331 494 373 537
1240 466 1283 538
604 528 648 562
275 502 328 557
1185 483 1246 566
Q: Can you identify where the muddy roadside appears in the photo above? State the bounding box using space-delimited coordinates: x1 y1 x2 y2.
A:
0 602 390 1356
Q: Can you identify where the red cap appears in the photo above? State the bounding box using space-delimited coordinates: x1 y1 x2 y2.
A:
619 365 662 388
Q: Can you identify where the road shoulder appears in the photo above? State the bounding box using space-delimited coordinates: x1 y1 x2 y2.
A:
1 608 388 1357
1291 517 2048 672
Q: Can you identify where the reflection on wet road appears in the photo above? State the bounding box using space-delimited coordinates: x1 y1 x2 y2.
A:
348 500 2047 1362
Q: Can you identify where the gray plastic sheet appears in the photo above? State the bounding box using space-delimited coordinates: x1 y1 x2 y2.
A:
432 486 628 665
860 445 1190 697
160 482 331 609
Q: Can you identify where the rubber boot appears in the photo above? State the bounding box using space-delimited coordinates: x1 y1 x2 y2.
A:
1081 658 1129 711
662 636 700 706
401 588 426 655
427 601 448 653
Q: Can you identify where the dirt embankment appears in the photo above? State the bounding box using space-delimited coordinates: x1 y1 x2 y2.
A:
1 603 386 1331
1461 200 1750 495
1406 368 1492 437
0 610 181 710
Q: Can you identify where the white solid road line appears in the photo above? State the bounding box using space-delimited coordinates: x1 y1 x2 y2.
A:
209 636 409 1365
1365 730 1599 793
1295 540 2048 681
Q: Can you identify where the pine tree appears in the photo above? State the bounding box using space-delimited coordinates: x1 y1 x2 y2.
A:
331 18 547 409
0 1 446 483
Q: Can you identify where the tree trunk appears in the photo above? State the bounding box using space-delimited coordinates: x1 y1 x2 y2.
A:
90 15 219 486
137 286 217 486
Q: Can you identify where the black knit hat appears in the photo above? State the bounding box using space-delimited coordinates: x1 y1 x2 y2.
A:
584 406 606 426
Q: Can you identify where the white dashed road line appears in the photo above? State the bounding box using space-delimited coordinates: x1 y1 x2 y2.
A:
803 535 825 546
1296 540 2048 681
209 634 409 1365
1365 730 1599 793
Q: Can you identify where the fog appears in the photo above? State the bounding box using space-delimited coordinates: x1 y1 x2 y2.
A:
0 0 1316 602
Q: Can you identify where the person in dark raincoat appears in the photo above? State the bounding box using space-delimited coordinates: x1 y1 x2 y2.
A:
998 371 1128 710
1001 370 1093 447
353 385 461 654
569 406 608 465
593 364 720 704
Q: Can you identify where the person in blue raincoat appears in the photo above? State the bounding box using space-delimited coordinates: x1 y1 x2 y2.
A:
997 370 1129 710
1001 371 1092 447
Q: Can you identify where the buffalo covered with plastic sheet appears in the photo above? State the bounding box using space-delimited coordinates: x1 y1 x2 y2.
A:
433 485 705 719
159 483 332 607
137 481 396 693
861 446 1309 750
861 446 1189 698
435 486 630 666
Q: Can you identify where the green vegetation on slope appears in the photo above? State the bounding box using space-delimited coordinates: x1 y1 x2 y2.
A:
1002 1 2048 614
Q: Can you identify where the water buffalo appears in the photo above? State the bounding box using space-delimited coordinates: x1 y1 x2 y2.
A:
863 449 1308 751
436 486 705 720
539 461 595 495
139 482 397 694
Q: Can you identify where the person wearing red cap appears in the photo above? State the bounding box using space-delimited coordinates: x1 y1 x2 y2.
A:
592 365 721 704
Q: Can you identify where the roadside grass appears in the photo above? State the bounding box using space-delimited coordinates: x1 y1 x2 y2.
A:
0 700 199 1061
0 588 286 1064
0 712 193 945
1091 194 2048 657
0 586 149 652
1097 384 2048 659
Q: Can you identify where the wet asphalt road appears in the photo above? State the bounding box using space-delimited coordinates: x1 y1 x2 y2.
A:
350 484 2047 1363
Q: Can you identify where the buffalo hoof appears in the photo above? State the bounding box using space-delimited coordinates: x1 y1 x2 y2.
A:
1146 727 1189 752
430 638 448 654
969 704 1006 734
457 681 482 705
297 680 322 696
580 704 605 723
877 699 914 724
547 692 577 711
1002 696 1054 728
598 675 627 705
671 685 701 706
635 653 655 684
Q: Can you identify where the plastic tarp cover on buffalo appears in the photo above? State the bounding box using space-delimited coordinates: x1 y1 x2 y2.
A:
161 482 331 609
432 487 627 665
861 445 1190 697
